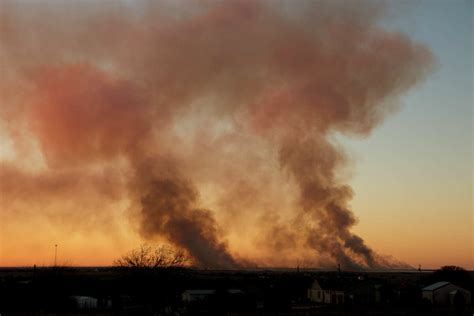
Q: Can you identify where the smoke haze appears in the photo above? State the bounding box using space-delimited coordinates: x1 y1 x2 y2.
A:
0 0 433 268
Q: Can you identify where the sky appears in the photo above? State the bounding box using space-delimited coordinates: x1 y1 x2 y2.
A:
0 0 472 269
345 0 473 269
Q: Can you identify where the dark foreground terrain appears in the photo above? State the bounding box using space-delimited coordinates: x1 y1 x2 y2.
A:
0 267 472 316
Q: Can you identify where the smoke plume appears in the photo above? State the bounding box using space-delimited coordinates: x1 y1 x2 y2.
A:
0 0 433 268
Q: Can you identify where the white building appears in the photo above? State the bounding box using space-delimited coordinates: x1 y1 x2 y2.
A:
422 282 471 305
182 290 216 303
71 296 98 309
308 280 345 304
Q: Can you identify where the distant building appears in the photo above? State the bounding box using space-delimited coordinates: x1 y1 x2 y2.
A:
71 296 98 309
182 289 216 302
307 280 345 304
347 282 383 304
182 289 247 303
422 282 471 305
228 289 245 295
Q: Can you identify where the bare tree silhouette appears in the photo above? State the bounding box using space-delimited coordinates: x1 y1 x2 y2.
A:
115 244 188 269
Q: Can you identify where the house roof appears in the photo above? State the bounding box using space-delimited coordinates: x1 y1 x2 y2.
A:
422 281 450 291
183 290 216 295
228 289 245 294
71 296 97 301
314 279 347 291
346 280 381 293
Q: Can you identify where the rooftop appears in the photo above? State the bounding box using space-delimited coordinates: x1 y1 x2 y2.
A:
183 290 216 295
422 281 450 291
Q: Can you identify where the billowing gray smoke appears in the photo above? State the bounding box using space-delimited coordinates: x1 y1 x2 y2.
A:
279 137 378 268
130 160 237 268
0 0 433 268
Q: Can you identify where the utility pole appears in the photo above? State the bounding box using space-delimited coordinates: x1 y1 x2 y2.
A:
54 244 58 267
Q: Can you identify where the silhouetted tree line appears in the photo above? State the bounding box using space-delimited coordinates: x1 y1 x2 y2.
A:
114 244 189 269
431 265 472 289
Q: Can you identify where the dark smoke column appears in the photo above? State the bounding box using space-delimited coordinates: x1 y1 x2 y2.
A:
131 160 238 268
245 2 434 268
279 137 377 268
